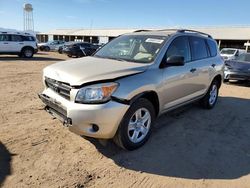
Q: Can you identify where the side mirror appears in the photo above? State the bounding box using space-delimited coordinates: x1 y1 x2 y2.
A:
161 55 185 68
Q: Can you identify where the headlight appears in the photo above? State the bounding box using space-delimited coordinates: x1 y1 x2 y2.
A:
224 66 229 71
75 82 118 103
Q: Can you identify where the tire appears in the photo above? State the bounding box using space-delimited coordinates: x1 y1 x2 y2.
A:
67 54 72 57
21 47 34 58
200 79 219 109
114 98 155 150
44 46 50 52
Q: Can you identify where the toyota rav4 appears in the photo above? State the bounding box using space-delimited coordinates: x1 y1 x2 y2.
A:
39 29 224 150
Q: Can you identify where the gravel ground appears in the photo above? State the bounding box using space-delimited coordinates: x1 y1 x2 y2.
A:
0 52 250 188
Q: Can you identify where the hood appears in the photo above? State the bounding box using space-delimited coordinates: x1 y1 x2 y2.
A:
43 56 149 86
225 60 250 72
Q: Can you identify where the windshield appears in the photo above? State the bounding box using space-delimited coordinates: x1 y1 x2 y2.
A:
220 49 236 55
94 35 167 63
235 53 250 62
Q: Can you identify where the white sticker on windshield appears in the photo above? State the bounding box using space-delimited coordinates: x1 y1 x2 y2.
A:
145 38 164 44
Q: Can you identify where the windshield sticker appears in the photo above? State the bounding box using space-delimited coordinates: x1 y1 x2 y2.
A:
145 38 164 44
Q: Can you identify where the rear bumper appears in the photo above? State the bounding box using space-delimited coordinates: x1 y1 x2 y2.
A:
224 70 250 81
38 89 129 139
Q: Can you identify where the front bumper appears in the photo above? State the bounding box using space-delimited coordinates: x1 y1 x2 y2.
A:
38 88 129 139
224 70 250 81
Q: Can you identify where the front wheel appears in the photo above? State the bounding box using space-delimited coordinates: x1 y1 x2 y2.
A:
200 80 219 109
114 98 155 150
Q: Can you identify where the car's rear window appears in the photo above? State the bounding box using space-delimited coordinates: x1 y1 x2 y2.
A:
189 36 208 60
207 39 217 57
22 35 35 41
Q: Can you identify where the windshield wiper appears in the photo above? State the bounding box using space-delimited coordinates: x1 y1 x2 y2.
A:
94 55 128 62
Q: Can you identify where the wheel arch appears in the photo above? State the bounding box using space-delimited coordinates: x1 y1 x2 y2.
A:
129 91 160 117
21 46 35 52
212 74 222 88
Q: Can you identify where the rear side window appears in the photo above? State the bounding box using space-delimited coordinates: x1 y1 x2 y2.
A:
166 36 191 63
189 36 208 60
207 39 217 57
11 35 23 42
22 35 35 41
0 34 11 41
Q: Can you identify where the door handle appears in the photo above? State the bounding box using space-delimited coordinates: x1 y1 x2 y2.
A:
3 42 8 44
211 64 216 68
190 68 197 73
19 43 24 44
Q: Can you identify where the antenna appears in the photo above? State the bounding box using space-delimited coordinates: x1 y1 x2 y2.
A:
23 3 34 31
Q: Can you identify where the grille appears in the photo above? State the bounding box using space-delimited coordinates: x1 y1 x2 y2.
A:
45 77 71 100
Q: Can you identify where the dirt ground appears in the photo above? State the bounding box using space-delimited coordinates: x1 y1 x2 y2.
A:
0 52 250 188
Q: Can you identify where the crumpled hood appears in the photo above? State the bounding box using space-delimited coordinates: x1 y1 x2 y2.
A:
43 56 149 86
225 60 250 72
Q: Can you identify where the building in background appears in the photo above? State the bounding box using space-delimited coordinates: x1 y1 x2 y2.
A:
36 26 250 51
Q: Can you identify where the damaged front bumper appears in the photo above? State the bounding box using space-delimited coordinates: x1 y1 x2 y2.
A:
38 88 129 139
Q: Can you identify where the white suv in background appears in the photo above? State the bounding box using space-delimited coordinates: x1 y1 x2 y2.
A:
0 30 38 58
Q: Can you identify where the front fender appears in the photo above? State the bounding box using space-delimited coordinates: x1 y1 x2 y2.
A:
112 68 163 102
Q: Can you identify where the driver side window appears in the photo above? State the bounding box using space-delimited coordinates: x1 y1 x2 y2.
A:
166 36 191 63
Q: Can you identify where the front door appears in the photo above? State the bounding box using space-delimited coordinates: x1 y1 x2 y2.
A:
160 36 203 110
0 34 11 52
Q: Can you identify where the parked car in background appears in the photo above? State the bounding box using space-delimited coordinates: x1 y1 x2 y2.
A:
62 42 100 57
0 30 38 58
38 40 65 51
224 53 250 82
39 29 224 150
57 42 76 54
220 48 246 60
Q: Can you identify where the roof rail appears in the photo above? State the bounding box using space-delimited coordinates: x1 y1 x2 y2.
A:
133 29 152 33
177 29 212 38
132 28 212 38
156 29 180 32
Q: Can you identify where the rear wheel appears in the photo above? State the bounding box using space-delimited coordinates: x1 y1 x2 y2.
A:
200 80 219 109
21 47 34 58
44 46 50 51
114 98 155 150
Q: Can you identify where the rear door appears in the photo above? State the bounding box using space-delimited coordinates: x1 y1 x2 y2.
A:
0 34 11 52
9 35 24 52
188 36 211 93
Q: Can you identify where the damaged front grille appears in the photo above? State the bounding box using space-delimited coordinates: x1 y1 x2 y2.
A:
45 77 71 100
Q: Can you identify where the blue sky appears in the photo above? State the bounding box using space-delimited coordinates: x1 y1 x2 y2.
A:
0 0 250 32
